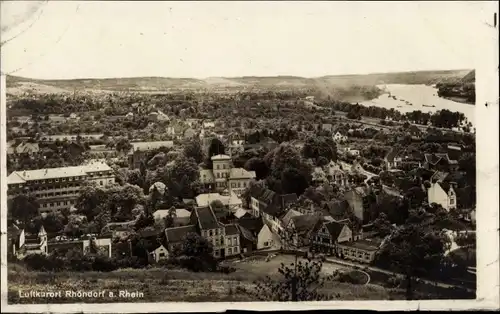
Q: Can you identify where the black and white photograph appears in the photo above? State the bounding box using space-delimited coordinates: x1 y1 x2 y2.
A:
0 1 498 312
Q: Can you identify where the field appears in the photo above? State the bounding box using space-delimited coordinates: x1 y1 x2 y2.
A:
8 257 408 304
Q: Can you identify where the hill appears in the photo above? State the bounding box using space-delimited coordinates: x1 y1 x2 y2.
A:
461 70 475 83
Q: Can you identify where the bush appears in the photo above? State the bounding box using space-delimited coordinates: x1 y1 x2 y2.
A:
337 270 368 285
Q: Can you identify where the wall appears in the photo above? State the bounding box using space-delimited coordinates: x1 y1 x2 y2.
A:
428 183 451 211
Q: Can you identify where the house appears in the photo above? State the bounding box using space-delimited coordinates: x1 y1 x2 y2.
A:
101 221 136 239
344 187 374 223
424 153 459 172
311 220 353 254
337 239 382 263
325 161 348 186
428 181 457 211
333 132 348 143
312 167 327 185
7 141 40 155
203 121 216 129
257 224 275 250
128 141 174 169
153 208 191 226
164 225 197 252
285 215 322 248
190 206 240 258
199 154 256 195
234 207 251 219
150 244 169 262
384 148 402 170
249 185 298 233
195 192 242 212
344 148 360 157
48 236 113 258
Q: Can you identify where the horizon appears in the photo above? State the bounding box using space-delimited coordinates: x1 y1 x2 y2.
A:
8 67 474 82
1 1 489 80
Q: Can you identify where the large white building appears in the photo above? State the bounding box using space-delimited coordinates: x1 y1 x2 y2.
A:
199 154 256 196
7 161 115 212
427 182 457 211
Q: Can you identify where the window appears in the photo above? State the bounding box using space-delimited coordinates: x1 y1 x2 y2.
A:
228 247 232 254
234 247 238 253
216 164 220 170
264 241 269 247
228 238 232 246
216 229 219 235
100 181 103 186
159 252 165 257
209 230 213 236
217 173 220 178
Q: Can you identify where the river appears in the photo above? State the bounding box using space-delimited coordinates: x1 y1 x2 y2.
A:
360 84 475 126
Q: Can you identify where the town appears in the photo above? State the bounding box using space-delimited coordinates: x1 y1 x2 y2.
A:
6 71 477 302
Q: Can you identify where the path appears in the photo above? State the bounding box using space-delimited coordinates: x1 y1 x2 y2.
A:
324 257 475 292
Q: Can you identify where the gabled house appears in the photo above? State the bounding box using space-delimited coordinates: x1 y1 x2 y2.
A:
249 185 297 233
311 220 353 254
424 153 459 172
333 132 348 143
384 148 402 170
164 225 197 252
427 181 457 211
285 215 322 248
257 224 275 250
150 244 169 262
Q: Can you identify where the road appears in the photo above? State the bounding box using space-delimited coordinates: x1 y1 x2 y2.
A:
324 257 475 292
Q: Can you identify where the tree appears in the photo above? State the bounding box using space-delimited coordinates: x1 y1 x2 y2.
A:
254 258 333 301
244 157 269 180
375 210 451 300
302 136 337 162
163 206 177 228
9 194 39 227
115 137 132 153
41 211 67 234
372 213 393 237
183 139 204 164
281 167 309 195
174 232 217 272
162 156 200 199
64 214 89 238
207 138 225 169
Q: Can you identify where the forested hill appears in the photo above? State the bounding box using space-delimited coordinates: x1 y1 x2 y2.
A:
6 69 472 93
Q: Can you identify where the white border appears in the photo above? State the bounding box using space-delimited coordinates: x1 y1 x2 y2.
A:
1 1 499 312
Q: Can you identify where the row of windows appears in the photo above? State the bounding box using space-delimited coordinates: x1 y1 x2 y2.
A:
204 229 222 237
215 163 230 170
36 190 79 198
34 183 81 191
227 246 239 255
227 236 239 246
216 172 229 179
41 200 73 208
230 181 247 189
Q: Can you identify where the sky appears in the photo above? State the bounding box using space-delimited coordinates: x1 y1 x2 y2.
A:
0 1 495 79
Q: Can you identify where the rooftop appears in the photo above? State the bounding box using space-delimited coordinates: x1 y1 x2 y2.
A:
130 141 174 152
193 206 220 230
229 168 256 180
338 239 382 251
211 154 231 161
165 225 197 244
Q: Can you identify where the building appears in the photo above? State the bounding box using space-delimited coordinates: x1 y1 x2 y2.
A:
427 181 457 211
7 141 40 155
153 208 191 226
189 206 241 258
48 236 113 258
285 215 322 248
88 145 117 158
101 221 136 239
150 244 169 262
333 132 348 143
344 187 374 223
311 220 352 254
128 141 174 169
199 155 256 196
249 185 298 233
337 239 382 263
325 162 348 187
195 192 242 212
257 224 275 250
7 161 115 212
164 225 197 252
424 153 459 172
40 134 104 143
